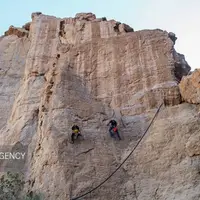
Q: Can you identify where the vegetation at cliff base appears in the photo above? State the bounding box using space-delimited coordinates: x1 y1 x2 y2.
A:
0 171 43 200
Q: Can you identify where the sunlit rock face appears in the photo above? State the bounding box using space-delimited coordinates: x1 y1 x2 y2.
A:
0 12 199 200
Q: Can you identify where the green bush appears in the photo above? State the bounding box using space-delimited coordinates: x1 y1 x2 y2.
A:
0 171 43 200
23 193 43 200
0 171 24 200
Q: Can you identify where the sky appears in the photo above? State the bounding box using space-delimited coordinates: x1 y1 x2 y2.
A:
0 0 199 70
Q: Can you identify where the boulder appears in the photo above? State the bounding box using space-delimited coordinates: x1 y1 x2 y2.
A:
75 12 96 21
4 25 28 37
179 69 200 103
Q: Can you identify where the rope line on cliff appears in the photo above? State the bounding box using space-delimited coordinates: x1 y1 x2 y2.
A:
71 102 164 200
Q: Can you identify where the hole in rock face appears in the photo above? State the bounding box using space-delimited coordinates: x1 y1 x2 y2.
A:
56 54 60 59
31 179 35 187
59 21 65 37
174 63 184 82
38 73 45 76
60 21 65 30
113 22 120 33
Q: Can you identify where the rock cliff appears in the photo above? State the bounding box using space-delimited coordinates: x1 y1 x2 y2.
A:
0 12 200 200
179 69 200 104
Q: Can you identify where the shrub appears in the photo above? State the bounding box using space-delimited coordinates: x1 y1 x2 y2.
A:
0 171 43 200
0 171 24 200
23 193 43 200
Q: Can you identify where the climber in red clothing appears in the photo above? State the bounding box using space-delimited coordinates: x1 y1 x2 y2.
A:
107 119 121 140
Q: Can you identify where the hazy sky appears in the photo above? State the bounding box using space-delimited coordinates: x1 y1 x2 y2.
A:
0 0 199 70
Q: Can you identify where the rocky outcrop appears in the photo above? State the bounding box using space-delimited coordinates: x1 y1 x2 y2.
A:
4 25 29 38
75 12 96 21
168 32 191 82
31 12 42 20
22 22 31 31
179 69 200 103
57 15 188 114
168 32 177 44
173 51 191 82
0 12 199 200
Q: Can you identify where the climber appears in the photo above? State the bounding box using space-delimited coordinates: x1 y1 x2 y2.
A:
71 125 83 143
107 119 121 140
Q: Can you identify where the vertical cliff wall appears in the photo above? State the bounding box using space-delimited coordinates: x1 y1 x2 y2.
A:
0 12 199 200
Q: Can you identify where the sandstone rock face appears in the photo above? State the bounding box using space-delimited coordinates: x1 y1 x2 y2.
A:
4 25 29 38
179 69 200 103
0 12 199 200
0 34 30 130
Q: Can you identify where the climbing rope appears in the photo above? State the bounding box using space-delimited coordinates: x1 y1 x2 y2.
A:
71 102 164 200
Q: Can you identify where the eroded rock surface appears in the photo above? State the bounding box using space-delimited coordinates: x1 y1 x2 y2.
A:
0 12 199 200
179 69 200 104
4 25 29 38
